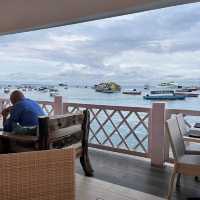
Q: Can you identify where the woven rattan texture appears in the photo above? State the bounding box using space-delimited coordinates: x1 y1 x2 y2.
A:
0 148 75 200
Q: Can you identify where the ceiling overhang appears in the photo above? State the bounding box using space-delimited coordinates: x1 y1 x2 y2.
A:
0 0 199 35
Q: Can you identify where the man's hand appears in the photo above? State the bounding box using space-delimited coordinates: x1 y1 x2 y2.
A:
2 106 12 119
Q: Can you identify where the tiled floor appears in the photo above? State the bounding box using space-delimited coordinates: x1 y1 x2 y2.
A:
77 148 200 200
76 174 165 200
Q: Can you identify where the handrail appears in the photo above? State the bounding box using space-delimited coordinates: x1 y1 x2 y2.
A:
37 100 54 105
167 108 200 116
64 102 151 112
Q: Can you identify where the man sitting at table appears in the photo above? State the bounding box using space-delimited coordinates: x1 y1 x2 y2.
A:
1 90 45 132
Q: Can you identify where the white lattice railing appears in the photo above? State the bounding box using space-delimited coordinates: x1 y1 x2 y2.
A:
37 100 55 116
63 102 151 156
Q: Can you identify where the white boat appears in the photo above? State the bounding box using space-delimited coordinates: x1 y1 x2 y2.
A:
38 86 48 92
122 89 141 95
49 87 58 92
50 92 59 97
158 82 180 89
174 91 199 97
4 88 10 94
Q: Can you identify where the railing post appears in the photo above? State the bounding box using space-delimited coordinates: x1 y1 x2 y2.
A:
149 102 166 168
54 96 63 115
63 102 69 114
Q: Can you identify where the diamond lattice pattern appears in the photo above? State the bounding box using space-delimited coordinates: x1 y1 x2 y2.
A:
67 106 150 153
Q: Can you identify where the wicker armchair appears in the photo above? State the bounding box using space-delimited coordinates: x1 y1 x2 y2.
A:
0 148 75 200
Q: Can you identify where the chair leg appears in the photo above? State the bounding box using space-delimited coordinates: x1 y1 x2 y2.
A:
81 109 94 177
80 153 94 177
168 169 177 200
176 173 181 188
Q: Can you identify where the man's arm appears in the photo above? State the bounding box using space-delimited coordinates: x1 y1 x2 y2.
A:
2 106 13 126
2 105 22 132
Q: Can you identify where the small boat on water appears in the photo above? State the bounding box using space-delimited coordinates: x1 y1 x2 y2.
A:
174 92 199 97
144 84 150 90
4 88 10 94
143 94 186 100
38 86 48 92
49 88 58 92
50 92 59 97
58 83 68 87
123 89 141 95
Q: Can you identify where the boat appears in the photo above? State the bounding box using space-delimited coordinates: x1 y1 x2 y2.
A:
178 87 198 92
143 94 186 100
50 92 59 97
144 84 150 90
158 81 179 89
176 88 194 92
174 92 199 97
49 87 58 92
38 86 48 92
150 90 174 95
64 86 68 90
122 89 141 95
4 88 10 94
58 83 68 87
95 82 121 93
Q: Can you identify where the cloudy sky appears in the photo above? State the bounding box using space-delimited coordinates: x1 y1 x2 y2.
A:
0 2 200 86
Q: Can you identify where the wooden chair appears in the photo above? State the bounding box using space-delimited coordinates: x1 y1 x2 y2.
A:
176 114 200 184
176 113 200 154
166 118 200 200
178 114 200 146
177 113 200 139
0 148 75 200
38 110 93 176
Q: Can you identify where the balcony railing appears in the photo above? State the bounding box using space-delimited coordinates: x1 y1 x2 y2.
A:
1 96 200 167
63 102 150 157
